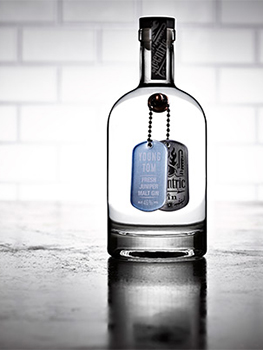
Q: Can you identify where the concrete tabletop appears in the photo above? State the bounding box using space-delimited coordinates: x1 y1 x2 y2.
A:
0 201 262 349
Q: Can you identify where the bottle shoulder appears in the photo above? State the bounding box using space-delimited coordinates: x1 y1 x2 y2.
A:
109 85 206 120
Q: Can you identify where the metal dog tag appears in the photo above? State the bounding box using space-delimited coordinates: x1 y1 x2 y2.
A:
160 140 189 211
131 140 168 211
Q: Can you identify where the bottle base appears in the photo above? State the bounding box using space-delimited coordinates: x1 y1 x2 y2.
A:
108 219 206 261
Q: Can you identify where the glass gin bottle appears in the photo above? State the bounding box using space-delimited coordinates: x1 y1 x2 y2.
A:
107 16 207 260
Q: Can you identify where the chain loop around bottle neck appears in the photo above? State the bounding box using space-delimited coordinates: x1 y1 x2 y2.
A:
147 104 170 147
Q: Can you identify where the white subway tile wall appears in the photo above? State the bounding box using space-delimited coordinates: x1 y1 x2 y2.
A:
0 0 56 22
220 68 263 104
0 28 17 61
63 0 136 23
221 0 263 24
0 144 57 182
0 0 262 202
0 106 17 141
180 29 254 64
0 67 57 101
22 28 96 62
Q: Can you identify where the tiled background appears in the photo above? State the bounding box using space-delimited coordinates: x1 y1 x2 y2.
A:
0 0 262 203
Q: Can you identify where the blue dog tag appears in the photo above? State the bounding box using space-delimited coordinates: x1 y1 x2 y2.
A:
131 140 168 211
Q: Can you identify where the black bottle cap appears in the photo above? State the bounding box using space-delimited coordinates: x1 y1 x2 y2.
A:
139 16 175 29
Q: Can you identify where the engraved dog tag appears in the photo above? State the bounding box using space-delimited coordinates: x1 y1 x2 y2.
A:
131 140 168 211
160 140 189 211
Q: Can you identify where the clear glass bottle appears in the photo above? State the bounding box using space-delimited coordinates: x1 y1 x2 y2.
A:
107 16 207 260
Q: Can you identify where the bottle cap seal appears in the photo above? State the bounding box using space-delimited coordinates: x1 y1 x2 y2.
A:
139 16 175 29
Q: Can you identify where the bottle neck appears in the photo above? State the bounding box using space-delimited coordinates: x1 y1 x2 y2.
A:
138 26 176 87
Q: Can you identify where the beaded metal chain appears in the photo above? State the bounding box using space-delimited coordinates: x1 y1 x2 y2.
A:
147 104 170 147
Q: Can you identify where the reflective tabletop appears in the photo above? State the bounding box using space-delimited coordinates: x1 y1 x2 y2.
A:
0 202 262 349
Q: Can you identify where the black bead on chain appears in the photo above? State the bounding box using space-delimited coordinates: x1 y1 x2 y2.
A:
147 104 170 147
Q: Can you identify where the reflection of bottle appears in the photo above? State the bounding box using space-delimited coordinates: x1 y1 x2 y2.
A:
108 258 207 349
107 16 207 260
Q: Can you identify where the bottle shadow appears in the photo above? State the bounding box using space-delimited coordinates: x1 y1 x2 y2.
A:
107 258 207 349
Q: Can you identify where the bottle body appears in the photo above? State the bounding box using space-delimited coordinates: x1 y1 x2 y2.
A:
107 17 207 260
107 86 207 260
